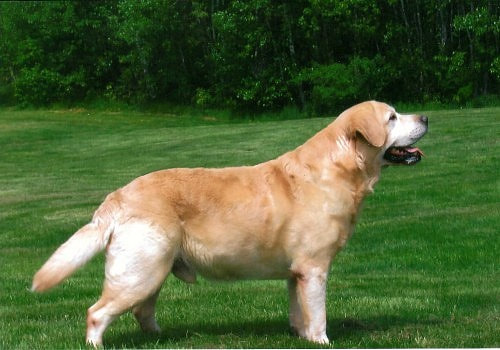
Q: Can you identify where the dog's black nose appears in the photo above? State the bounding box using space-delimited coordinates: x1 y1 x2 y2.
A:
420 115 428 125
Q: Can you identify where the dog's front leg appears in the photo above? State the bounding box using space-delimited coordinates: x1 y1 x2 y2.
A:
288 278 304 335
290 266 329 344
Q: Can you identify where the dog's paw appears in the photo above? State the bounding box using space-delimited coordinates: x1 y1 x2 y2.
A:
305 332 329 345
141 320 162 334
313 334 330 345
86 337 103 348
296 329 329 345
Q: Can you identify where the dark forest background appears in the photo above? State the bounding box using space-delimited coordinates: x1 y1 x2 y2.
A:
0 1 498 113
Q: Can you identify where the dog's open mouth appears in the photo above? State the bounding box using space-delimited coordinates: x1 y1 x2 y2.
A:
383 146 425 165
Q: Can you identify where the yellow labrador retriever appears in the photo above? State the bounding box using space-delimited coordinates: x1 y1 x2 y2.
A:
32 101 428 346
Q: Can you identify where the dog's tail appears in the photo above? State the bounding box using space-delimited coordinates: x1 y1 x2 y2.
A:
31 198 117 292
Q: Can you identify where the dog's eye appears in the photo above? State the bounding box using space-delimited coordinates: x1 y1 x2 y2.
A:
389 114 397 121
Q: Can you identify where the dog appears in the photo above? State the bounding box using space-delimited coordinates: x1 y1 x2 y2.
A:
32 101 428 346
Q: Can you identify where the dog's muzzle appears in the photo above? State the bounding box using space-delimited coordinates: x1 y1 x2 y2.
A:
383 146 425 165
383 115 428 165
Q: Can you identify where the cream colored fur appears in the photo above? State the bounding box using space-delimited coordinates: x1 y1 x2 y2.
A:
32 101 427 346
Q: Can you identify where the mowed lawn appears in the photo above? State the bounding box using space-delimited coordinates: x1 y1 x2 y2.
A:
0 107 498 349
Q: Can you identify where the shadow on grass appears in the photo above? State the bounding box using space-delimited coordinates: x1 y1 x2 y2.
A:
328 315 440 339
104 314 442 348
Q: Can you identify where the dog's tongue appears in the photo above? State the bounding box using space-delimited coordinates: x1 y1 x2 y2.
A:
406 147 425 157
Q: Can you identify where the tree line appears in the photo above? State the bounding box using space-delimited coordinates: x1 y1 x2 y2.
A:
0 1 498 113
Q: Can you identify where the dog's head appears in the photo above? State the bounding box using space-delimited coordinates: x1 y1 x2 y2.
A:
342 101 428 166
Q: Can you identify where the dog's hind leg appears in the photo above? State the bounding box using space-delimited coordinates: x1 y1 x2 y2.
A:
133 289 162 333
85 220 179 347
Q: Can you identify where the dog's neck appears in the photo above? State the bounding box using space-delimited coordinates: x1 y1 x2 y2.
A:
283 124 382 206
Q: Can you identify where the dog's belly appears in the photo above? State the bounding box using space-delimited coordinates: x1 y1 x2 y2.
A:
189 255 291 280
180 229 291 280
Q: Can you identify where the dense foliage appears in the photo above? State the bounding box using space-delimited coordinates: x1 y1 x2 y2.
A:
1 1 498 112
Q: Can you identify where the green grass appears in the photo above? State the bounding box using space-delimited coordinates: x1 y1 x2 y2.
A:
0 106 498 348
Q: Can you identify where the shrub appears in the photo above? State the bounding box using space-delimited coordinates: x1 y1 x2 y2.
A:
14 67 62 106
294 56 390 114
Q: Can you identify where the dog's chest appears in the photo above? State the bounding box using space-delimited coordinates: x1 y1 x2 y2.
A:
308 185 361 249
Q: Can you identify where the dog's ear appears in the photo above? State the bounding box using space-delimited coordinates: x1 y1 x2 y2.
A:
348 103 386 148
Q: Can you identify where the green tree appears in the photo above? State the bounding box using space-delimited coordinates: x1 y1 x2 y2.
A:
115 0 211 103
0 2 119 106
0 0 498 109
